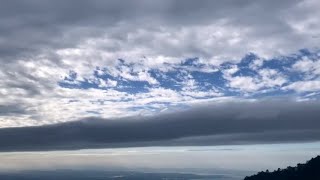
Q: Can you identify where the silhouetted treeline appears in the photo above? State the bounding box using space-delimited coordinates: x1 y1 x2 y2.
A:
244 155 320 180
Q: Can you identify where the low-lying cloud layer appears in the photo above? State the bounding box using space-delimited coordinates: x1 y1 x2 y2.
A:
1 100 319 151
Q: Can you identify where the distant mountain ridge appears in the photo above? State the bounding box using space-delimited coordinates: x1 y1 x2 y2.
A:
244 155 320 180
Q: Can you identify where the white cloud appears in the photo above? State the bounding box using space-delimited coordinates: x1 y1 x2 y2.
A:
249 58 264 70
98 79 118 88
223 65 239 76
227 76 262 92
283 81 320 92
223 66 287 93
292 58 320 79
258 69 287 87
181 90 222 98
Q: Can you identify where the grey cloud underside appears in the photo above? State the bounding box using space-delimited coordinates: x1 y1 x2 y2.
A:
0 100 319 151
0 104 27 116
0 0 311 60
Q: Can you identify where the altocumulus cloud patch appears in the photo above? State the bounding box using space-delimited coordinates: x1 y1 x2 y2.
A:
0 0 319 128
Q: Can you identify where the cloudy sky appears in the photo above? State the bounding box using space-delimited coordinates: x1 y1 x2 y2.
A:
0 0 320 174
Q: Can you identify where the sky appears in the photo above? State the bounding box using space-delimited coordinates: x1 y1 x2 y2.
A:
0 0 320 175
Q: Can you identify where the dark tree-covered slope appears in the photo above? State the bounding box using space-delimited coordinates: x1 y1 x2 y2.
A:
244 155 320 180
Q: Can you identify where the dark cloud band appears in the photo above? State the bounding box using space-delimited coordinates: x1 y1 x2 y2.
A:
0 100 319 151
